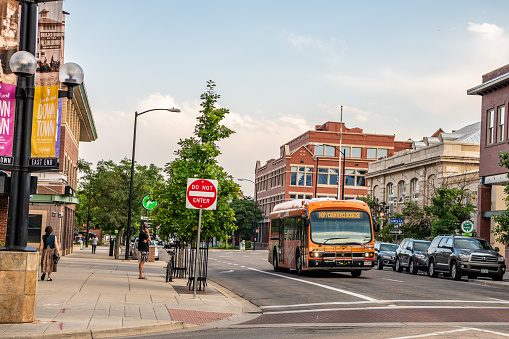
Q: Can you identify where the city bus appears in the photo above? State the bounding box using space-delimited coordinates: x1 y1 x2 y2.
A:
268 198 379 277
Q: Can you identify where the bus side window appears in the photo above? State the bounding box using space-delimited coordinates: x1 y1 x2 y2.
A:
271 219 280 240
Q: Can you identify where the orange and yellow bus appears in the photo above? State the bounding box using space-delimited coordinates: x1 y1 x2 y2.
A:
268 198 379 277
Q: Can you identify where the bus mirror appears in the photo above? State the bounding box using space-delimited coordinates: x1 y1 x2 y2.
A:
372 217 380 232
304 217 310 227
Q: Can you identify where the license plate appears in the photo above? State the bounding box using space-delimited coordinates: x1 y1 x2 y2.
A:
481 269 488 274
364 260 372 266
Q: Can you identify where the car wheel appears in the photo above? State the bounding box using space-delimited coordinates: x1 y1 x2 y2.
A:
273 251 281 272
296 253 303 276
428 259 438 278
351 270 362 277
395 258 403 272
451 261 461 281
409 259 418 275
376 258 383 270
492 274 504 281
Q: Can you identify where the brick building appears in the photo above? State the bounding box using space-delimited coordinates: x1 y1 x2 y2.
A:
468 64 509 262
254 121 412 248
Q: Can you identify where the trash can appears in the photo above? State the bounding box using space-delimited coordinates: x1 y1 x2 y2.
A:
109 238 115 256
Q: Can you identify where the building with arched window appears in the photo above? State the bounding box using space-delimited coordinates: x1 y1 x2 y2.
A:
366 122 480 223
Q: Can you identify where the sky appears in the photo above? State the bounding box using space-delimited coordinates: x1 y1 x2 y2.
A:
61 0 509 197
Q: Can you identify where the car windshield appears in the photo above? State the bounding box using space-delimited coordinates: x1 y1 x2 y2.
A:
310 210 372 245
454 238 493 250
380 244 398 251
414 241 431 251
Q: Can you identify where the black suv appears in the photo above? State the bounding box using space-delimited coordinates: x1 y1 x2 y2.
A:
427 235 506 281
375 242 399 270
395 238 431 274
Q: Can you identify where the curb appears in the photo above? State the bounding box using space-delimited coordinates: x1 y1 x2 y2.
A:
468 279 509 288
1 322 192 339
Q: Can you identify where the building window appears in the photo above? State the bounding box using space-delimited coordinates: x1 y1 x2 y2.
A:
387 183 394 216
314 145 335 157
410 178 419 203
497 105 505 143
290 166 312 186
367 148 377 158
290 194 296 199
28 214 43 244
318 168 339 185
378 149 388 158
341 146 351 157
351 147 361 158
487 108 494 145
345 169 366 187
398 180 406 203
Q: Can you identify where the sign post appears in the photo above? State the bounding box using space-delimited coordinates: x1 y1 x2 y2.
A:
186 178 218 299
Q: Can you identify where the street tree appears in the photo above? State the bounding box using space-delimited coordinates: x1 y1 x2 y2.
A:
229 196 264 242
153 81 239 245
492 147 509 244
425 185 476 237
399 202 432 239
76 158 163 258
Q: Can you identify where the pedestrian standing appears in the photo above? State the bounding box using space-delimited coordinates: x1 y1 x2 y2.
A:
38 226 60 281
138 226 151 279
91 235 98 254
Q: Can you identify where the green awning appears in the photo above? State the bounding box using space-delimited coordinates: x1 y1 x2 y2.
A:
30 194 79 205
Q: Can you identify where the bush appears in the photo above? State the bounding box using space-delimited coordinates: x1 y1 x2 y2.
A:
245 240 252 248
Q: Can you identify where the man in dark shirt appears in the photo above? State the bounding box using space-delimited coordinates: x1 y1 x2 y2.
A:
138 226 151 279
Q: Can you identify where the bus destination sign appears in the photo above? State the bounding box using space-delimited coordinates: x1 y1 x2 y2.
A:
318 211 361 219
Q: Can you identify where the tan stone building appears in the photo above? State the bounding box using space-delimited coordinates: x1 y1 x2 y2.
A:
366 122 480 228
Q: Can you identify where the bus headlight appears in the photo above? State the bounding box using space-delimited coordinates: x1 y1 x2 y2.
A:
310 251 323 258
364 252 374 258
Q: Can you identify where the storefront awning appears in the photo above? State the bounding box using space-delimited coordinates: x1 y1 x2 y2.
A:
29 194 79 205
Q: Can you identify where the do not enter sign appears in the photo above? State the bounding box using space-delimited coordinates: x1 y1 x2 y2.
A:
186 178 218 210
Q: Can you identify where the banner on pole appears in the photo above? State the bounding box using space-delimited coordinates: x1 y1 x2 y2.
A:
0 83 16 158
31 85 61 159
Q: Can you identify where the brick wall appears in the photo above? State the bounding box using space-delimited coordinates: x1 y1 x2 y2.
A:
0 197 8 243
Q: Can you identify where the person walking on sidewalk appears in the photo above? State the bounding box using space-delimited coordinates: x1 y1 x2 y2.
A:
38 226 60 281
91 234 98 254
138 226 151 279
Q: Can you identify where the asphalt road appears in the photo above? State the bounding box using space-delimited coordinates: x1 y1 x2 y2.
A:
125 248 509 338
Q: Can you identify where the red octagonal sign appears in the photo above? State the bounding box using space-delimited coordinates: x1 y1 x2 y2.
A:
186 178 218 210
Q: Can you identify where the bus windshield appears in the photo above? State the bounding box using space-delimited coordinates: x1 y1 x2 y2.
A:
310 210 372 245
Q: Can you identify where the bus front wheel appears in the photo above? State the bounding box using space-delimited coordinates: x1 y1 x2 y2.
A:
351 270 362 277
296 253 303 276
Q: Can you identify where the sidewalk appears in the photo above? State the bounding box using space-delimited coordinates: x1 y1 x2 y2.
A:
0 245 258 339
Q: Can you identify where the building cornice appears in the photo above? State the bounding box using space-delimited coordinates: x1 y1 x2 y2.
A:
467 73 509 96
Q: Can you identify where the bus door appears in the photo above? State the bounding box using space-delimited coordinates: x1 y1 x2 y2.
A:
298 217 307 269
279 218 285 265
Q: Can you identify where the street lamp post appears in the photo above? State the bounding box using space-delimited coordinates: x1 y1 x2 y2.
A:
124 108 180 260
4 0 84 251
238 178 258 250
312 143 346 200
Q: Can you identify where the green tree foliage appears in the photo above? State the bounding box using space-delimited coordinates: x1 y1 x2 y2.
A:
153 81 239 244
76 158 163 258
493 147 509 244
229 196 263 240
425 185 476 237
399 202 432 239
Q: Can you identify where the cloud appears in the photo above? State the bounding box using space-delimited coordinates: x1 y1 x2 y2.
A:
282 31 347 64
318 103 373 123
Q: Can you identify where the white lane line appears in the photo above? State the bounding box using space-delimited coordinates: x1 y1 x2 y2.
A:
233 264 238 266
382 278 404 283
261 299 509 309
489 297 508 302
219 270 234 274
241 266 245 268
389 327 509 339
248 268 377 302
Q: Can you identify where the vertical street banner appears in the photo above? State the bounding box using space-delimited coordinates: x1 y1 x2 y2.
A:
31 85 61 159
0 83 15 162
36 1 64 87
0 0 19 85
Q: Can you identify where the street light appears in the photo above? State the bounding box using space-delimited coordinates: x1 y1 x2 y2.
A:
312 143 346 200
5 2 84 251
238 178 258 250
124 107 180 260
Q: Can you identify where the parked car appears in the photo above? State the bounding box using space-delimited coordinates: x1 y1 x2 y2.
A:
427 235 506 281
375 242 399 270
395 238 431 274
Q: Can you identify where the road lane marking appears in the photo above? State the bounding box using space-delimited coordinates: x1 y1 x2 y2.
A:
389 327 509 339
240 266 245 268
219 270 234 274
263 305 509 315
248 268 377 301
382 278 404 283
261 299 509 309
